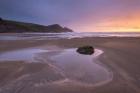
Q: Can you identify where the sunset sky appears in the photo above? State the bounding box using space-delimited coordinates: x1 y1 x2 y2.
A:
0 0 140 32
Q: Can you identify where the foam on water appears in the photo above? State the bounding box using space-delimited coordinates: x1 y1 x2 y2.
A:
0 32 140 40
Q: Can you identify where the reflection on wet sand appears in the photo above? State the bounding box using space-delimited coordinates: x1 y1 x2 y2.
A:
49 49 113 86
0 48 113 93
0 48 48 62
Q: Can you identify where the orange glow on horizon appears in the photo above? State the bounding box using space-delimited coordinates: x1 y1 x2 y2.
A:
73 14 140 32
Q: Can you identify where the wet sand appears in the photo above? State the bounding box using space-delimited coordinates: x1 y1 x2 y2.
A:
0 36 140 93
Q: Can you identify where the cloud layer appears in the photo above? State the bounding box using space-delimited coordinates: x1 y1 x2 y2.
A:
0 0 140 32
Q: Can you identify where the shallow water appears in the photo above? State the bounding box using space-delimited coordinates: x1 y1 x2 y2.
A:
50 49 112 85
0 48 48 62
0 48 112 86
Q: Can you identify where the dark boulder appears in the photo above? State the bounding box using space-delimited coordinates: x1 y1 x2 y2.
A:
46 24 73 32
0 18 2 21
63 27 73 32
47 24 62 30
76 46 94 55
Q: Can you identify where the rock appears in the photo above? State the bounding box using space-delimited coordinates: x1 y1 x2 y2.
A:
63 27 73 32
0 18 3 22
46 24 73 32
47 24 63 30
76 46 94 55
0 19 73 33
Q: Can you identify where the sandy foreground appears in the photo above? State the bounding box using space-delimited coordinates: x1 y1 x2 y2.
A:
0 36 140 93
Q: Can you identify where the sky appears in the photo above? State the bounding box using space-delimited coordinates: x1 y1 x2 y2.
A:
0 0 140 32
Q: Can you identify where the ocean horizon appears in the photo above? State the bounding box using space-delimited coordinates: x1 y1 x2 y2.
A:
0 32 140 40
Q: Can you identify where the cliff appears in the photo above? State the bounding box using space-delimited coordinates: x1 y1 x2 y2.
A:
0 18 73 33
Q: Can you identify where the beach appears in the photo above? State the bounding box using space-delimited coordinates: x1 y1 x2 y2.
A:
0 34 140 93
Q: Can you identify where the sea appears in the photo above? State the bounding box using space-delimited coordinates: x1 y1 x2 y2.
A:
0 32 140 40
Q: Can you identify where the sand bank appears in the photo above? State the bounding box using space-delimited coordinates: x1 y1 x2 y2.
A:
0 36 140 93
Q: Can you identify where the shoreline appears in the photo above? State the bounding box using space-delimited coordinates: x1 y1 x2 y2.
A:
0 36 140 93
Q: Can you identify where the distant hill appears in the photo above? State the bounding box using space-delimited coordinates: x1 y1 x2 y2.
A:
0 18 73 33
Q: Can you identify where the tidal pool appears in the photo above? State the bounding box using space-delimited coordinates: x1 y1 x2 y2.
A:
0 47 113 86
0 48 48 62
50 49 113 85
